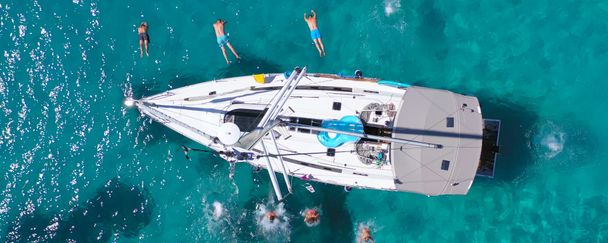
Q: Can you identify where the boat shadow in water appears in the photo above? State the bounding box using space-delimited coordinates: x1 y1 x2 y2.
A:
474 96 539 182
481 97 599 178
4 178 154 242
478 96 599 180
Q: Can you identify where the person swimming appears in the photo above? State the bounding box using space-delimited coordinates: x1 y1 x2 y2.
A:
358 227 375 243
357 227 374 243
213 19 240 64
303 10 326 57
256 204 290 240
211 201 224 221
266 211 278 222
303 209 320 225
138 22 149 57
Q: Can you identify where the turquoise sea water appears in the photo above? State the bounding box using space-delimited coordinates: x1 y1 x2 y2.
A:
1 0 608 242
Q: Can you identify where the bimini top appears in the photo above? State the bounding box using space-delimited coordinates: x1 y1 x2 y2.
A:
391 86 483 196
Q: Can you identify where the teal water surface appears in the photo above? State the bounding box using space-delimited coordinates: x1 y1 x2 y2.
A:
1 0 608 242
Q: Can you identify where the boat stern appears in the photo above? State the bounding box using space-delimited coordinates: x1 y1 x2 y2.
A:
390 86 484 196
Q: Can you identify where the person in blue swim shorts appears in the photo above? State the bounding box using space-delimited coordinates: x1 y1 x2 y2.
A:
213 19 240 64
304 10 326 57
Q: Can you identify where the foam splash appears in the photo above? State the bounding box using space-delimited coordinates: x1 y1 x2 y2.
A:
531 121 566 159
384 0 401 17
212 201 223 220
541 133 565 158
18 25 26 38
255 203 290 241
202 198 230 238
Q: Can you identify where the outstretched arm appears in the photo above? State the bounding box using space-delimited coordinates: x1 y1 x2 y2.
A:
303 13 307 21
311 10 316 18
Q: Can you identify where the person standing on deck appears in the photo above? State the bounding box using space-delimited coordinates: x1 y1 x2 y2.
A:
213 19 241 64
138 22 150 57
304 10 326 57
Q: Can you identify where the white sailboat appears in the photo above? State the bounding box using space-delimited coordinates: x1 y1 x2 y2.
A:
126 67 499 200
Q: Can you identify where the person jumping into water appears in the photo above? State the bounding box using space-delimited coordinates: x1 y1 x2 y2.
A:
138 22 149 57
303 209 320 225
304 10 325 57
358 227 375 243
213 19 240 64
266 211 278 222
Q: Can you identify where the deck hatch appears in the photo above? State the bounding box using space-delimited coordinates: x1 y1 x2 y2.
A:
441 160 450 171
446 117 454 128
333 102 342 111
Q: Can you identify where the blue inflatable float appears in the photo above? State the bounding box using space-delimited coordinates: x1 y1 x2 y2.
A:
317 115 364 148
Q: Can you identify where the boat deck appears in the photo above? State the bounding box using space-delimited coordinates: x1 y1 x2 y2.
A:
138 73 406 190
136 72 487 194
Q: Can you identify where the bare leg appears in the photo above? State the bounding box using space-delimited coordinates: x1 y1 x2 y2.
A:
318 38 326 56
314 40 323 57
226 42 240 59
220 46 230 64
139 40 144 58
144 40 149 56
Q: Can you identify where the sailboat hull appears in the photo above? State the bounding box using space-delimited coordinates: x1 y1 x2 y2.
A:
134 72 487 196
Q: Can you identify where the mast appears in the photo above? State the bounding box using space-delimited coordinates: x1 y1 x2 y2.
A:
270 132 293 193
263 67 307 125
257 69 299 128
286 122 440 148
260 140 284 201
245 66 307 201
